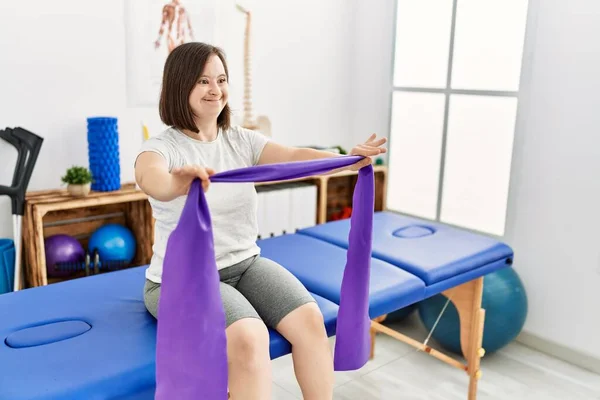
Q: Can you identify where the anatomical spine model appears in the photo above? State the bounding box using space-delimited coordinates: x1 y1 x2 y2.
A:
155 0 194 54
236 3 259 130
235 3 271 136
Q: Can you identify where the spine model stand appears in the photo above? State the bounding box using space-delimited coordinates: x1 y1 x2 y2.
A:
236 4 259 131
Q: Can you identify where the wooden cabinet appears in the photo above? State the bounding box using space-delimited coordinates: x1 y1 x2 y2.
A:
256 165 387 224
21 183 153 288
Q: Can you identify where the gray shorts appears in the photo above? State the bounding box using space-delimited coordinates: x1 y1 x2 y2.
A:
144 255 316 328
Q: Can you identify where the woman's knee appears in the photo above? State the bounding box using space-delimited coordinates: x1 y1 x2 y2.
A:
277 302 327 344
226 318 270 371
298 303 326 333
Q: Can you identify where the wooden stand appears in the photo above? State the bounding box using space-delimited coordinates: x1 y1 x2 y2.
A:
21 183 153 289
369 277 486 400
256 165 387 224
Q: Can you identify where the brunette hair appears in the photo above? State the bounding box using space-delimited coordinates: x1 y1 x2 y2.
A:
159 42 231 132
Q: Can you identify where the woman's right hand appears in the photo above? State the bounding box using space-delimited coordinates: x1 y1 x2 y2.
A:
170 165 215 196
136 152 214 202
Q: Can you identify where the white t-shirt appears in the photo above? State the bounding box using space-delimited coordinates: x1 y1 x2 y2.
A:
135 125 270 283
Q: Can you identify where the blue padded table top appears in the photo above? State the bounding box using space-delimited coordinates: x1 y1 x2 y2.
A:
0 267 339 400
298 211 514 286
0 267 157 400
258 233 425 318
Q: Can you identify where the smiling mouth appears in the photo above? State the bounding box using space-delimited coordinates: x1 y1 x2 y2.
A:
203 98 221 102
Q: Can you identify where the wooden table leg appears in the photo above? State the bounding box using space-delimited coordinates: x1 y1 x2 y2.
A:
442 277 485 400
370 315 387 359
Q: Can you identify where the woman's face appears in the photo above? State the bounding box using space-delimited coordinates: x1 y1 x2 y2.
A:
189 54 229 121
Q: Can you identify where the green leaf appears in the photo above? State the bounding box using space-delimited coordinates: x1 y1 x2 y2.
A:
61 166 93 185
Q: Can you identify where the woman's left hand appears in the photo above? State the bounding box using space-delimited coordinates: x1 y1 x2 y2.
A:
348 133 387 170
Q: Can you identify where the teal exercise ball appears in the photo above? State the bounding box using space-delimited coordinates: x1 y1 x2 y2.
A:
417 267 527 355
385 303 417 323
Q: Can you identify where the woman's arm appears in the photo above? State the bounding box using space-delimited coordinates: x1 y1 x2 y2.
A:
257 133 387 173
258 144 338 163
135 152 213 201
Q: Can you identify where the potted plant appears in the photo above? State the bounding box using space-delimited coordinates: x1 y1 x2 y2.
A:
61 166 93 197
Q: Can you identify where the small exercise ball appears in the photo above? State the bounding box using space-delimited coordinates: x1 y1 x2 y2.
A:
45 234 85 278
418 267 527 355
88 224 136 263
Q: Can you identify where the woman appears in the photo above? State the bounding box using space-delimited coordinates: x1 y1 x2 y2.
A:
135 42 386 400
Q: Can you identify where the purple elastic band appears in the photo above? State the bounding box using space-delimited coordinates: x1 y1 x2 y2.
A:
155 155 373 399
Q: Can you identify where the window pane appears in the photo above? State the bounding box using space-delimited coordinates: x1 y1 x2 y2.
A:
440 94 517 235
450 0 529 91
387 91 446 219
393 0 453 88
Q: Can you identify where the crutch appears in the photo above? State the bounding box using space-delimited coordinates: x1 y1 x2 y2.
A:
0 127 43 291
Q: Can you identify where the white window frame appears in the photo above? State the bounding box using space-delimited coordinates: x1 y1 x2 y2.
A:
386 0 529 238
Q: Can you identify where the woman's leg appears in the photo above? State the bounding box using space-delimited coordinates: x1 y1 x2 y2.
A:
220 282 272 400
276 302 334 400
143 278 272 400
143 279 160 318
235 257 334 400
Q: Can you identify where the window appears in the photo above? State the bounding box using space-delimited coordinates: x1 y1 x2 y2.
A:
387 0 529 236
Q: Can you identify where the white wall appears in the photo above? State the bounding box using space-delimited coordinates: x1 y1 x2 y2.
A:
505 0 600 360
216 0 356 149
0 0 356 239
348 0 396 151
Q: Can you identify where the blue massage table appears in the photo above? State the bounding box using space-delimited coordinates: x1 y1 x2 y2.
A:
0 211 513 400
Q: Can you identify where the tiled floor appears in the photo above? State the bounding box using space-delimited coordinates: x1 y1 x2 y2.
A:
269 314 600 399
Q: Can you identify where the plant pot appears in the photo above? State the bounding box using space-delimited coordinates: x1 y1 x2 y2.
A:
67 183 91 197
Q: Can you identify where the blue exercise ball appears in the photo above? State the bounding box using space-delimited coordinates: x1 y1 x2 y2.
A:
88 224 136 263
417 267 527 355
